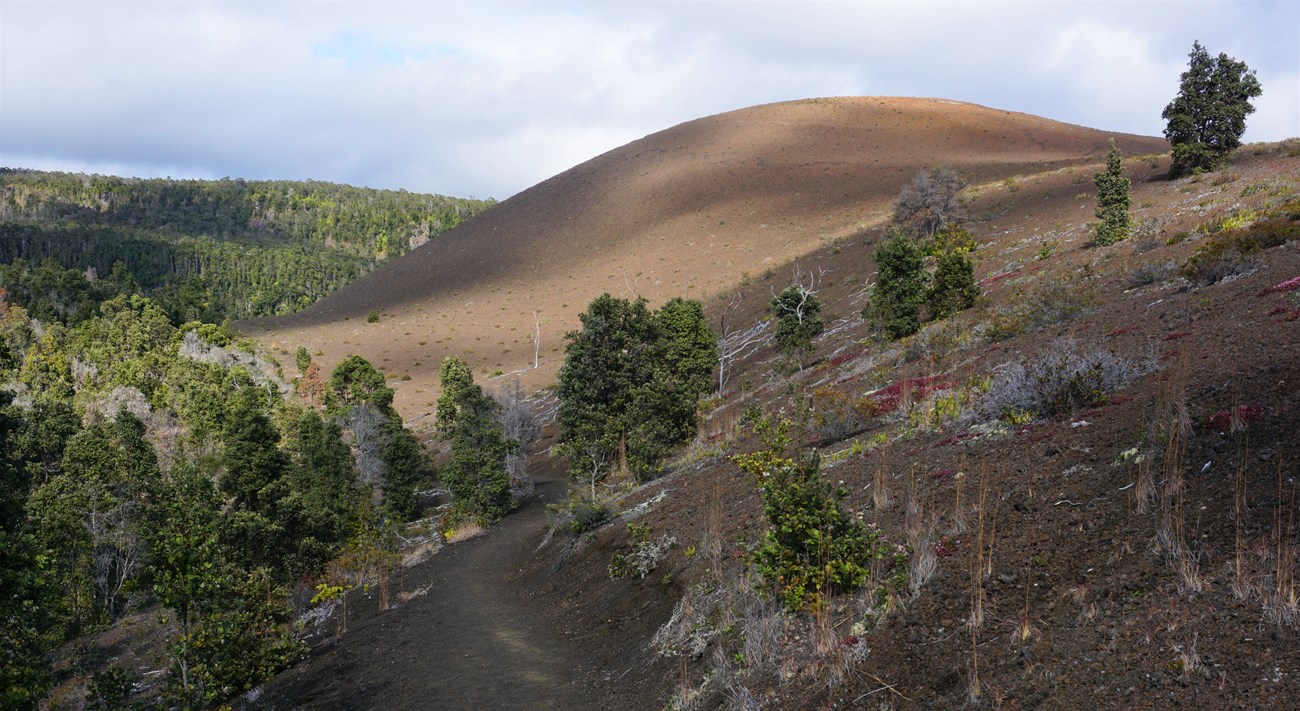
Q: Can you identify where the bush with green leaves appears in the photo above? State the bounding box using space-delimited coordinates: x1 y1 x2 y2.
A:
732 417 896 611
546 493 614 534
1163 41 1262 177
1181 208 1300 286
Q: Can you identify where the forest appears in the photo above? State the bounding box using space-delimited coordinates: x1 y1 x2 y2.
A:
0 169 496 321
0 276 431 709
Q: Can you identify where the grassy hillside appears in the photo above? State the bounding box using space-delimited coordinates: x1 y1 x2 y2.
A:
0 169 496 321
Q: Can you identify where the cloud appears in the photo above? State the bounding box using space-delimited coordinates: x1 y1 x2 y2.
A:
1 1 1295 199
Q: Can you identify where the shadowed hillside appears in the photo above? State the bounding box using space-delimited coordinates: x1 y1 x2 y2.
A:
241 97 1166 423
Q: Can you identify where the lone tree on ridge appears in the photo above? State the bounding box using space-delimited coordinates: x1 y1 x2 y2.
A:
1162 40 1262 177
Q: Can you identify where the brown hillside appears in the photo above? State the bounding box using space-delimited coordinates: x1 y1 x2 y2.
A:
240 97 1165 423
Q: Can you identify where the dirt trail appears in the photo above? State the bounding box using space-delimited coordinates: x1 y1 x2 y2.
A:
249 471 610 710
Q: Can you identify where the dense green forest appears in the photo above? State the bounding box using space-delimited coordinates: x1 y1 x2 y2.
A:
0 169 495 320
0 276 431 708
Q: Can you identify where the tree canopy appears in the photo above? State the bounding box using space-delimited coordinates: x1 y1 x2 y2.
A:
1162 41 1262 176
557 294 717 488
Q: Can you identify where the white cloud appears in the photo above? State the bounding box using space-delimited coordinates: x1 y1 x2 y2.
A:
1246 70 1300 144
1 1 1295 199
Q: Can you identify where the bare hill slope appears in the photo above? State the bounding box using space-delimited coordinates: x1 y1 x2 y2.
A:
242 97 1166 421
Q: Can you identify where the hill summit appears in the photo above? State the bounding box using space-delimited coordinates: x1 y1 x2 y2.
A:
243 97 1167 421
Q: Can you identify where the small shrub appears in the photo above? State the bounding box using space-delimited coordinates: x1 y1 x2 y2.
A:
732 416 899 611
1130 218 1165 254
977 341 1151 422
1126 260 1179 289
1182 216 1300 286
547 494 614 534
903 318 972 364
907 389 967 433
366 310 380 323
981 279 1098 342
653 577 735 659
608 523 678 580
810 386 877 442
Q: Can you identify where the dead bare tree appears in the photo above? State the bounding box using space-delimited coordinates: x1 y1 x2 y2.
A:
532 310 542 369
87 500 145 620
343 404 388 487
716 292 772 396
892 166 968 238
579 441 612 502
493 380 540 499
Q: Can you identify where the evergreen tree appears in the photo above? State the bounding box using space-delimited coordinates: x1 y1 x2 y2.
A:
557 294 716 488
379 420 427 521
654 297 718 397
434 356 475 438
443 384 515 523
625 371 698 482
220 393 288 513
929 248 979 319
0 397 54 709
556 295 657 483
219 392 291 573
1163 41 1262 176
327 355 393 413
148 463 223 707
281 410 359 578
1093 140 1132 245
866 228 929 339
27 412 160 633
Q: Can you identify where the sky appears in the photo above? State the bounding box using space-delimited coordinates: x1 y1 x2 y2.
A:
1 1 1297 200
